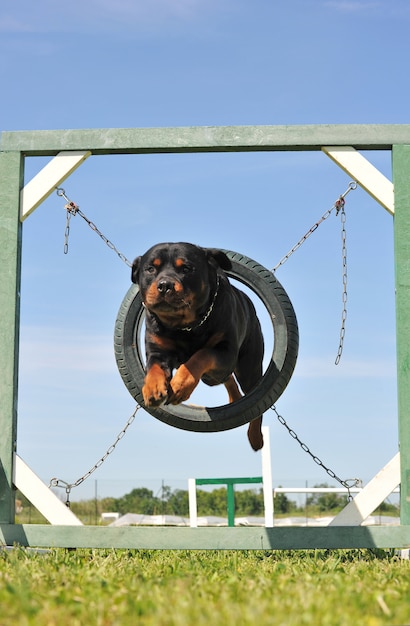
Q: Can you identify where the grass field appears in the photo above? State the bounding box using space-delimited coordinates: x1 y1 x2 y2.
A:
0 548 409 625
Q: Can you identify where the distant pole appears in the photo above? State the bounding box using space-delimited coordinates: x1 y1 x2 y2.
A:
305 480 308 525
261 426 274 527
188 479 198 527
94 480 98 525
227 483 235 527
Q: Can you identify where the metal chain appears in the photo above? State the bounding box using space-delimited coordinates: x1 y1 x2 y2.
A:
272 181 357 272
270 404 361 500
64 207 73 254
56 188 132 268
49 405 140 507
335 199 348 364
272 181 357 364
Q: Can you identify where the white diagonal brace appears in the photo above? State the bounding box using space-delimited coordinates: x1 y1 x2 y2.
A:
14 454 83 526
20 150 91 220
322 146 394 215
329 452 400 526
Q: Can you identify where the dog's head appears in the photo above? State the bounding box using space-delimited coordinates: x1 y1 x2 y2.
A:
131 242 232 328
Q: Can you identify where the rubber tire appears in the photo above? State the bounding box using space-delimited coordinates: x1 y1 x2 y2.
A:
114 250 299 432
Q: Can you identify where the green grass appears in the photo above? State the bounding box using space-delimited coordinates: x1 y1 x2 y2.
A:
0 548 409 625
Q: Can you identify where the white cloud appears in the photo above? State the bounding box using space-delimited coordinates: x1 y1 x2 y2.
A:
0 0 215 34
18 325 396 385
0 16 35 33
19 327 116 376
323 0 410 17
324 1 382 10
294 355 396 379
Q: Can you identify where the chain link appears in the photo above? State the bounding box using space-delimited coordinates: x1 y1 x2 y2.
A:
272 181 356 272
272 181 356 364
270 404 361 500
56 188 132 268
64 207 74 254
49 405 140 506
335 200 348 364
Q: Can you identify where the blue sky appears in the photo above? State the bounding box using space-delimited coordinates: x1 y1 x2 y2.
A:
1 0 407 504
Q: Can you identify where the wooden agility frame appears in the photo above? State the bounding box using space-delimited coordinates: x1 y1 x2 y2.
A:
1 125 409 550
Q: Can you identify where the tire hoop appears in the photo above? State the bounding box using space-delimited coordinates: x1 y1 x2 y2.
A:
114 250 299 433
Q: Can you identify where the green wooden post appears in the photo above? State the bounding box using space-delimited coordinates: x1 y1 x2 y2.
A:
196 477 263 527
0 149 23 524
392 145 410 526
226 483 235 527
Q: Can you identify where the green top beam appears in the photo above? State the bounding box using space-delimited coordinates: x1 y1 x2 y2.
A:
2 124 410 156
196 477 263 486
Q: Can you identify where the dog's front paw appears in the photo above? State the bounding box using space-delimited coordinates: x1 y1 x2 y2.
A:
142 364 169 406
167 364 198 404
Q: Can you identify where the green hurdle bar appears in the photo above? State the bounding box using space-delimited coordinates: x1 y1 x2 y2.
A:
195 477 263 527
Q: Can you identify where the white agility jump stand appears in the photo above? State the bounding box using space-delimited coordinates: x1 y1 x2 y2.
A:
329 452 400 526
188 426 274 528
14 455 82 526
1 125 410 550
322 146 394 214
20 150 91 220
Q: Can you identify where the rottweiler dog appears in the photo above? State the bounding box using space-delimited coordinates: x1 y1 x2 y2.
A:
131 242 265 450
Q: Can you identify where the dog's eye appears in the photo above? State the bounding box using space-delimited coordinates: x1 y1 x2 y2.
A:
145 265 156 274
182 264 194 274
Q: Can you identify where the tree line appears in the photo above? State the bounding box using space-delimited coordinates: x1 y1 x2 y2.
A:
16 483 398 525
68 483 398 524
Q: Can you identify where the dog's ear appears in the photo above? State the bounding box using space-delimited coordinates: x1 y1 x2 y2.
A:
206 248 232 271
131 256 141 284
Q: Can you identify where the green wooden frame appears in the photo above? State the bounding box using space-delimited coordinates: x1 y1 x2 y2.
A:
1 125 409 550
195 477 263 527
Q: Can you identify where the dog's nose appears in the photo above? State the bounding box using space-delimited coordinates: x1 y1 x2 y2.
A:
157 278 174 294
